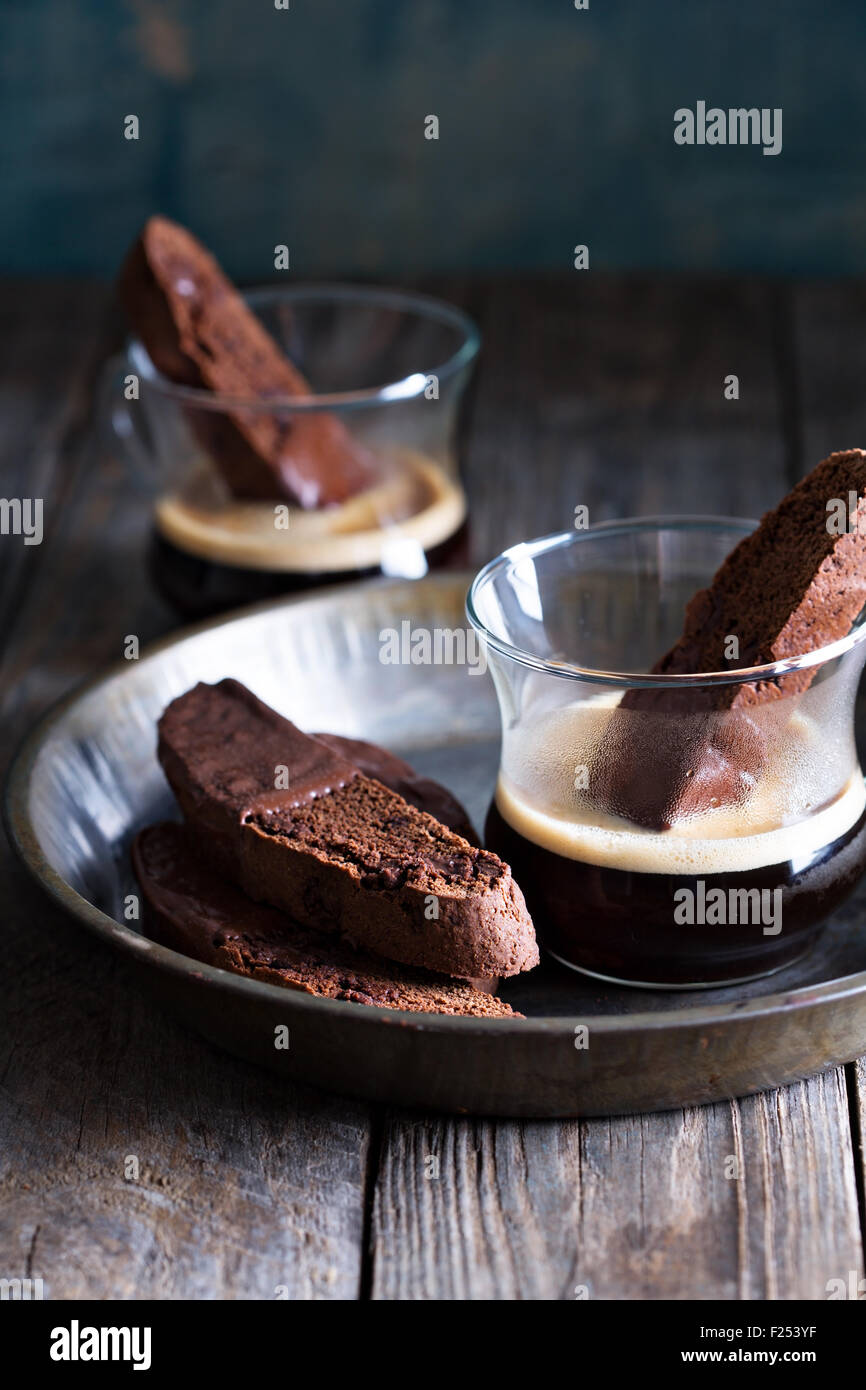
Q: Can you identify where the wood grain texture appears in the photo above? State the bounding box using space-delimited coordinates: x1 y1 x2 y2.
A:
2 276 866 1301
461 275 789 565
371 275 865 1301
0 283 372 1299
0 922 371 1299
4 3 866 280
370 1072 863 1300
790 279 866 474
799 280 866 1297
0 281 113 650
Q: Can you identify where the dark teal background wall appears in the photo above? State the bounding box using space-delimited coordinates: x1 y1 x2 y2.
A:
2 0 865 279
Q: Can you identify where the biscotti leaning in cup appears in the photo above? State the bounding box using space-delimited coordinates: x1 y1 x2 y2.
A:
471 451 866 987
592 449 866 830
115 218 478 617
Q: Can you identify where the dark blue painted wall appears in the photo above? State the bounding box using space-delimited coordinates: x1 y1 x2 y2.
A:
2 0 865 279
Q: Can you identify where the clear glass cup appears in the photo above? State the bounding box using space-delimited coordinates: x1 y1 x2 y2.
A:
103 284 480 617
467 518 866 988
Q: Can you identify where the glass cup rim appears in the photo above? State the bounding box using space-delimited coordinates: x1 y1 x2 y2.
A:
126 281 481 414
466 515 866 689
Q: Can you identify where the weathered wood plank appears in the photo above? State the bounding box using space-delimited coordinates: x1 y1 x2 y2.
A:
0 281 113 652
461 274 790 564
0 284 373 1299
4 275 865 1302
0 916 371 1299
791 279 866 471
370 275 865 1299
795 278 866 1284
370 1073 863 1300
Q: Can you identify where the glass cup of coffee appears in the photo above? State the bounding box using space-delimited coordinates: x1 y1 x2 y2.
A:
467 518 866 988
103 285 479 617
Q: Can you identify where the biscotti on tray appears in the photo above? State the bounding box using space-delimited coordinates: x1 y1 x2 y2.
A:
134 823 521 1018
157 679 538 979
134 679 537 1016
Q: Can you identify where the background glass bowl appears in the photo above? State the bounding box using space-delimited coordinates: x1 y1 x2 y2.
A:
103 284 480 615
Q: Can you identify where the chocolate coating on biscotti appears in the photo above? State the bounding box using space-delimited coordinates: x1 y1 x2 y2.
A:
133 823 520 1017
158 678 359 836
119 216 377 507
594 450 866 829
158 680 538 978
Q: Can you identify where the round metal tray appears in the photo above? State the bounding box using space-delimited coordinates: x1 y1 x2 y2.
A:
7 573 866 1117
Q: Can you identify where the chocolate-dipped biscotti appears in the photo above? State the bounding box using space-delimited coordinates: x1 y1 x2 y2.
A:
134 823 520 1018
157 679 538 979
594 449 866 828
120 216 377 508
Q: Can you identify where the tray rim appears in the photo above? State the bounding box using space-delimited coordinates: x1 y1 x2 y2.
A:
7 571 866 1039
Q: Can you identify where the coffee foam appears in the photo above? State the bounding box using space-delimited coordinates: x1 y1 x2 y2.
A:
155 448 466 572
496 691 866 875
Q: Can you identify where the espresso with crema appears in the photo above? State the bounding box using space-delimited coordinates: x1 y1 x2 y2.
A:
151 448 468 617
485 694 866 985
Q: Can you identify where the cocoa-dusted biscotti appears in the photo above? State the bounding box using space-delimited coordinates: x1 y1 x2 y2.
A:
594 450 866 828
314 732 492 991
157 679 538 978
119 216 377 508
133 823 520 1018
313 731 478 844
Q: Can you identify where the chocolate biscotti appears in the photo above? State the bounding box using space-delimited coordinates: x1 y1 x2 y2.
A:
594 450 866 828
120 216 377 507
313 732 478 844
134 823 520 1018
157 679 538 978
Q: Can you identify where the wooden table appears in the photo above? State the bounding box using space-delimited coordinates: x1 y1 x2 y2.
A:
2 275 866 1300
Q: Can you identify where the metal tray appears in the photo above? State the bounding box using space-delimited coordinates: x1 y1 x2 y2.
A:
7 573 866 1117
